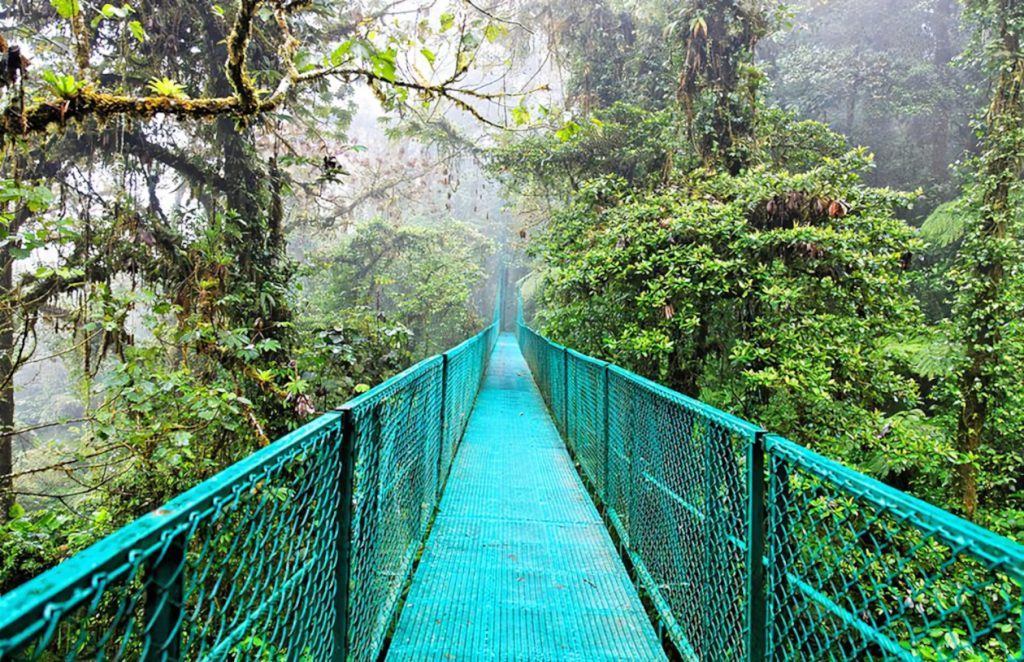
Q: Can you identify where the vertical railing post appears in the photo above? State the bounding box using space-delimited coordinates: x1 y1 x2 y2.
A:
144 531 185 662
746 431 767 662
497 264 506 332
767 441 793 661
701 422 714 657
562 348 569 442
333 408 356 662
436 353 450 500
601 365 611 505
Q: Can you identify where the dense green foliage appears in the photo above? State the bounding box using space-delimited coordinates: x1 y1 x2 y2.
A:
0 0 512 591
945 0 1024 521
491 104 684 196
305 218 493 357
497 0 1024 538
531 147 956 496
767 0 976 204
1 0 1022 609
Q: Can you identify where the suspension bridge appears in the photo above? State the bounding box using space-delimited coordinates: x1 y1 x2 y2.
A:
0 280 1021 661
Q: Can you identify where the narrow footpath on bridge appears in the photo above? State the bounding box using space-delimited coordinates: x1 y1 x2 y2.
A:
386 333 666 661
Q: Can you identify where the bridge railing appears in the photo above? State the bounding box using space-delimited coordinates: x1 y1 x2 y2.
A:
0 282 502 662
518 296 1023 661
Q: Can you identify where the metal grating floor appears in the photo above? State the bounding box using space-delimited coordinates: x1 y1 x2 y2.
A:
386 334 666 661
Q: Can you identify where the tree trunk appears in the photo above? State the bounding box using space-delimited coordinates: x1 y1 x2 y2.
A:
0 243 13 522
678 0 766 174
954 1 1023 520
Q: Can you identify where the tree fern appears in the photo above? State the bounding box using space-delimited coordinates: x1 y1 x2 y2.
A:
919 199 973 249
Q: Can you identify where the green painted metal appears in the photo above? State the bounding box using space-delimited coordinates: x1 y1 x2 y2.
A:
143 530 185 661
517 293 1024 661
0 280 502 661
332 406 356 662
745 432 767 662
386 334 665 660
764 434 1024 661
0 409 347 661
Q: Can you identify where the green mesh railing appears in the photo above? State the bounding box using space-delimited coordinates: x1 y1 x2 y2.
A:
517 295 1024 661
0 283 502 662
765 435 1023 661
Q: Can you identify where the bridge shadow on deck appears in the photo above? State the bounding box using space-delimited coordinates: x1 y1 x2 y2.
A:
386 334 666 661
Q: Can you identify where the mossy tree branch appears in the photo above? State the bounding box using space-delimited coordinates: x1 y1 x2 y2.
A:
1 0 532 143
226 0 261 112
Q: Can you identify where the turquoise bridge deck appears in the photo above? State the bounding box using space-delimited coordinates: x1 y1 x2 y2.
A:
387 334 666 660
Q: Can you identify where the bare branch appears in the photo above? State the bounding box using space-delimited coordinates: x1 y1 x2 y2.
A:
462 0 533 35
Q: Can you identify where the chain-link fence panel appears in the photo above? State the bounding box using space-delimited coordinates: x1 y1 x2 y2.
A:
516 289 1023 662
606 366 760 660
566 350 608 495
548 343 567 437
0 414 345 661
765 434 1023 661
439 338 485 488
341 356 444 661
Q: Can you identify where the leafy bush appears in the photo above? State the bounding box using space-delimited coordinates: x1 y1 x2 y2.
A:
531 150 953 491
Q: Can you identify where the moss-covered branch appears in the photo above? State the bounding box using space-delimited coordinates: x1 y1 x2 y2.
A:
1 0 533 143
2 90 239 139
225 0 260 111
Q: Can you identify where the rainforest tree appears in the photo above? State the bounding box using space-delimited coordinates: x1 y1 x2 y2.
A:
305 218 494 358
951 0 1024 520
0 0 523 583
676 0 777 173
767 0 976 202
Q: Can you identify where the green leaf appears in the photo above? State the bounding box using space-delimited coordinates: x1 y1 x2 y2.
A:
147 77 188 99
420 47 436 65
50 0 80 19
511 104 530 126
370 49 397 82
41 70 86 98
128 19 147 43
555 120 581 142
37 512 59 530
920 199 972 249
24 185 54 212
439 11 455 32
100 3 132 19
484 23 506 43
8 502 25 519
330 40 354 66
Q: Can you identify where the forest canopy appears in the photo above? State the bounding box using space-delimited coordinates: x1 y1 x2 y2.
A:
1 0 1022 606
0 0 519 587
493 0 1024 539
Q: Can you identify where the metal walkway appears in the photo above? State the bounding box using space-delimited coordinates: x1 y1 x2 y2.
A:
387 334 666 661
